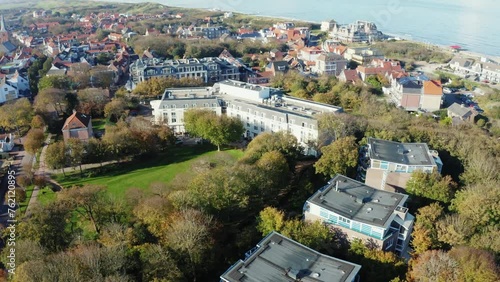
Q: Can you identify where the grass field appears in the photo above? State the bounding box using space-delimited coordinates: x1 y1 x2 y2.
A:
92 118 113 131
18 185 34 214
41 145 243 203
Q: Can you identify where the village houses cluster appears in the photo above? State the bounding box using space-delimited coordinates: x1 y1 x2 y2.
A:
0 7 490 282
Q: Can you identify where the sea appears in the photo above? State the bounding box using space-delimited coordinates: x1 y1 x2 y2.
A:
98 0 500 57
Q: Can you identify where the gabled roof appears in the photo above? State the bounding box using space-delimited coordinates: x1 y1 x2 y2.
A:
423 80 442 95
62 111 91 131
448 102 472 118
341 69 360 82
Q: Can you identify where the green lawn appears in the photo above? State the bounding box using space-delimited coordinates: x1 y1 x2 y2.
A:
44 145 243 202
18 185 35 214
37 188 57 206
92 118 113 131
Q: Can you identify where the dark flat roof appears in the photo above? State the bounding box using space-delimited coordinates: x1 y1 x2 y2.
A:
221 232 361 282
368 137 436 166
307 175 407 228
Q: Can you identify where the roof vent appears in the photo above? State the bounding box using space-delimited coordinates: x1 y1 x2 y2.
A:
312 272 320 278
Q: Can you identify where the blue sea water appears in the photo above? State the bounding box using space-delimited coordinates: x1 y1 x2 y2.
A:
99 0 500 57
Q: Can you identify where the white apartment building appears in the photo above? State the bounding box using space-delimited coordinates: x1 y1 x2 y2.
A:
151 80 343 155
304 174 414 257
150 87 223 133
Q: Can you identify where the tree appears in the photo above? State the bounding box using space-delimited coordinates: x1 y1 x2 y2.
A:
184 109 244 151
104 98 128 122
314 136 358 177
58 185 114 234
65 138 85 175
406 171 456 203
45 141 67 176
408 250 460 282
164 209 214 282
137 244 184 282
241 131 303 167
448 247 499 282
84 138 109 167
24 129 45 157
17 202 73 252
451 181 499 230
38 75 71 91
410 203 444 255
77 88 109 117
30 115 46 129
33 87 66 116
0 98 34 139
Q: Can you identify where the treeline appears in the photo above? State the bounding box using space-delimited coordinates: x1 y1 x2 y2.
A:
132 77 206 98
271 72 375 111
130 35 287 59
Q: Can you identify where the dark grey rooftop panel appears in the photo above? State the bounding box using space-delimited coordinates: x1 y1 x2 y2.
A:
367 137 436 166
307 175 407 227
221 232 361 282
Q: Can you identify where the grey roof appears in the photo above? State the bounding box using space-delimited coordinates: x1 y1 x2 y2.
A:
0 41 16 53
307 175 407 227
448 102 472 118
368 137 436 166
158 96 222 108
221 232 361 282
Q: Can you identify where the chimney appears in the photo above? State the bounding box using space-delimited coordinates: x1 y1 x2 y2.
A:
72 109 77 114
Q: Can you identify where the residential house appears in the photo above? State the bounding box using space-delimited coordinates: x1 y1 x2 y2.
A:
220 232 361 282
266 61 289 76
321 19 337 32
298 46 323 62
62 110 94 142
356 59 403 81
447 102 475 124
449 57 482 76
344 48 384 65
0 77 18 103
338 69 361 84
481 61 500 83
331 20 383 43
303 174 414 257
360 138 443 192
194 26 230 40
387 76 442 112
311 53 347 76
421 80 443 112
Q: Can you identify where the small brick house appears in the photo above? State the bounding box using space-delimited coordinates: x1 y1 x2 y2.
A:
62 110 93 142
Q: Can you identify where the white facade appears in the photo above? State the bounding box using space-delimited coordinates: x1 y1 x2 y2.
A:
0 81 18 103
151 89 222 133
215 80 270 102
150 80 343 155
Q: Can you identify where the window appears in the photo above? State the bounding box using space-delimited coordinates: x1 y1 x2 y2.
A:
385 237 394 250
380 162 389 170
212 103 217 107
184 104 188 108
171 112 176 117
172 105 176 109
171 118 177 123
192 104 197 108
302 122 305 127
339 216 350 224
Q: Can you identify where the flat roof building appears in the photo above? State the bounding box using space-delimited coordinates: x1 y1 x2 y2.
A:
304 175 414 257
220 232 361 282
151 80 343 155
359 138 443 191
